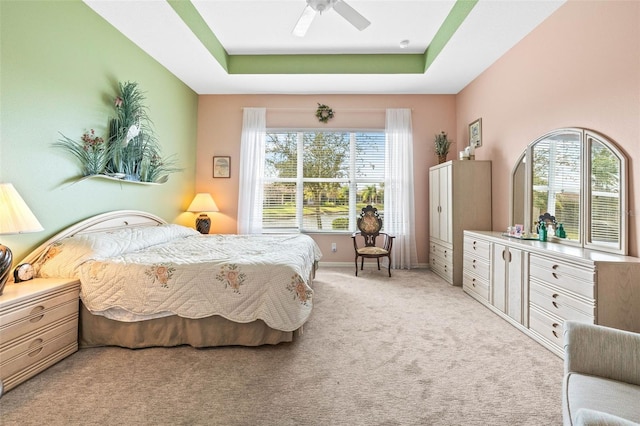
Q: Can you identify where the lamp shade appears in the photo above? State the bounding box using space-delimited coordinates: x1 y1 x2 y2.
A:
0 183 44 235
187 193 219 213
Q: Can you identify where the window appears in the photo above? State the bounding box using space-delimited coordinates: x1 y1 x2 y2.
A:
263 130 385 232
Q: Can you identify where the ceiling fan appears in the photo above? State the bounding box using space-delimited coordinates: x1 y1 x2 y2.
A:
292 0 371 37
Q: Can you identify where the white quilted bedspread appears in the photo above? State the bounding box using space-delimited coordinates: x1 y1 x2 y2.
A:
79 233 322 332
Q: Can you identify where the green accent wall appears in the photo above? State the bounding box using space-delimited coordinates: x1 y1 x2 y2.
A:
0 0 198 261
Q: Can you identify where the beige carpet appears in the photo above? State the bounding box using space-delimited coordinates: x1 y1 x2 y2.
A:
0 267 563 425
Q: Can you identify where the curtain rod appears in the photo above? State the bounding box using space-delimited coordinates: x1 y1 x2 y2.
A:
242 107 412 112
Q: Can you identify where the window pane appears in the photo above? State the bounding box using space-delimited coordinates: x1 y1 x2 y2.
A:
303 182 349 232
265 132 298 178
355 132 385 181
263 182 298 230
532 132 581 240
590 138 620 245
302 132 350 178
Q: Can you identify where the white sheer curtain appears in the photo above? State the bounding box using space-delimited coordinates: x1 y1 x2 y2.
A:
237 107 266 234
384 108 418 269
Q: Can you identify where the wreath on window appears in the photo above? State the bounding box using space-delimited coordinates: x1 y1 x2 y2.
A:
315 103 335 123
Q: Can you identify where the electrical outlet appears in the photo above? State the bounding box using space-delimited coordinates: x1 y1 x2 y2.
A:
331 243 337 252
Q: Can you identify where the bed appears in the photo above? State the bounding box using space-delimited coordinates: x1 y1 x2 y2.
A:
19 210 322 349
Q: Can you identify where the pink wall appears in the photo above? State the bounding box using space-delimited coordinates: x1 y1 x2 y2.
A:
456 0 640 256
196 95 456 264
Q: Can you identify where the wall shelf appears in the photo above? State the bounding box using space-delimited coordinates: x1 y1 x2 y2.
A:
76 174 168 186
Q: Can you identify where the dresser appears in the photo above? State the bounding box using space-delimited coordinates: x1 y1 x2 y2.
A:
429 160 492 285
463 231 640 358
0 278 80 393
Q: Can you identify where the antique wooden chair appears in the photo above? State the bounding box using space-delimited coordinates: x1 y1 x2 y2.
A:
351 205 395 277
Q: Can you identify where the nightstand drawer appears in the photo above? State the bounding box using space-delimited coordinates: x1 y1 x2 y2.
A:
1 288 78 328
0 315 77 375
0 318 78 380
0 299 78 343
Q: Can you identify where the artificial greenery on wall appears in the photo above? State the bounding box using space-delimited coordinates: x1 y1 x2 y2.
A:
54 81 181 183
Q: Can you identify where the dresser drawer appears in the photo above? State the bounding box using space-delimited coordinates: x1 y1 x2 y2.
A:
529 256 594 299
529 306 565 350
0 318 78 380
529 280 594 323
463 272 489 302
430 241 453 263
463 255 490 281
0 299 79 344
464 236 491 260
431 255 453 283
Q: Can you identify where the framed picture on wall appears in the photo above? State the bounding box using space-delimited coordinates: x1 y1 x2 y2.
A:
213 156 230 178
469 118 482 148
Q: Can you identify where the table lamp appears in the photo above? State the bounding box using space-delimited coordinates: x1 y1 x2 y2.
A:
0 183 44 295
187 193 219 234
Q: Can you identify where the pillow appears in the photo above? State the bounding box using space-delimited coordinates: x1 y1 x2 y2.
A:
36 224 198 278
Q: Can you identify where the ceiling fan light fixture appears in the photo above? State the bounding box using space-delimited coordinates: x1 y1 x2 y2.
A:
307 0 335 13
399 40 410 49
293 0 369 37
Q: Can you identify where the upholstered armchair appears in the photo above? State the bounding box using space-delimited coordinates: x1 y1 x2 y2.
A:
562 321 640 426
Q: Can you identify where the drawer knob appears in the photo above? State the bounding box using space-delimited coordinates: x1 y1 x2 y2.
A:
472 278 476 287
29 305 45 315
552 301 559 309
30 314 45 324
552 330 559 338
28 347 44 358
552 264 559 270
28 338 44 349
552 293 559 299
552 323 560 328
552 272 559 279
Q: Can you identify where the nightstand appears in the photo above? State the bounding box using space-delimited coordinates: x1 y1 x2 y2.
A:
0 278 80 394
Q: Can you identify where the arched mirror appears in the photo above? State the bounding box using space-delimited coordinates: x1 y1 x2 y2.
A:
510 128 627 255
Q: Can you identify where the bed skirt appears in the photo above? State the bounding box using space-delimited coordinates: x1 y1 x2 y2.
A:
79 303 295 349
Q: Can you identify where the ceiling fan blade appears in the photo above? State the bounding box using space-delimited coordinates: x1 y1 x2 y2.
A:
333 0 370 31
292 5 317 37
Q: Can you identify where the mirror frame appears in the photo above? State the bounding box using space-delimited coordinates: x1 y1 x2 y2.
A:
510 128 628 255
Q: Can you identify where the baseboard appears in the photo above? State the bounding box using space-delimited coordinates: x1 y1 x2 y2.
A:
318 261 431 269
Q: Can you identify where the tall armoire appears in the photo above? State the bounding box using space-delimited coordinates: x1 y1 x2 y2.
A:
429 160 492 285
